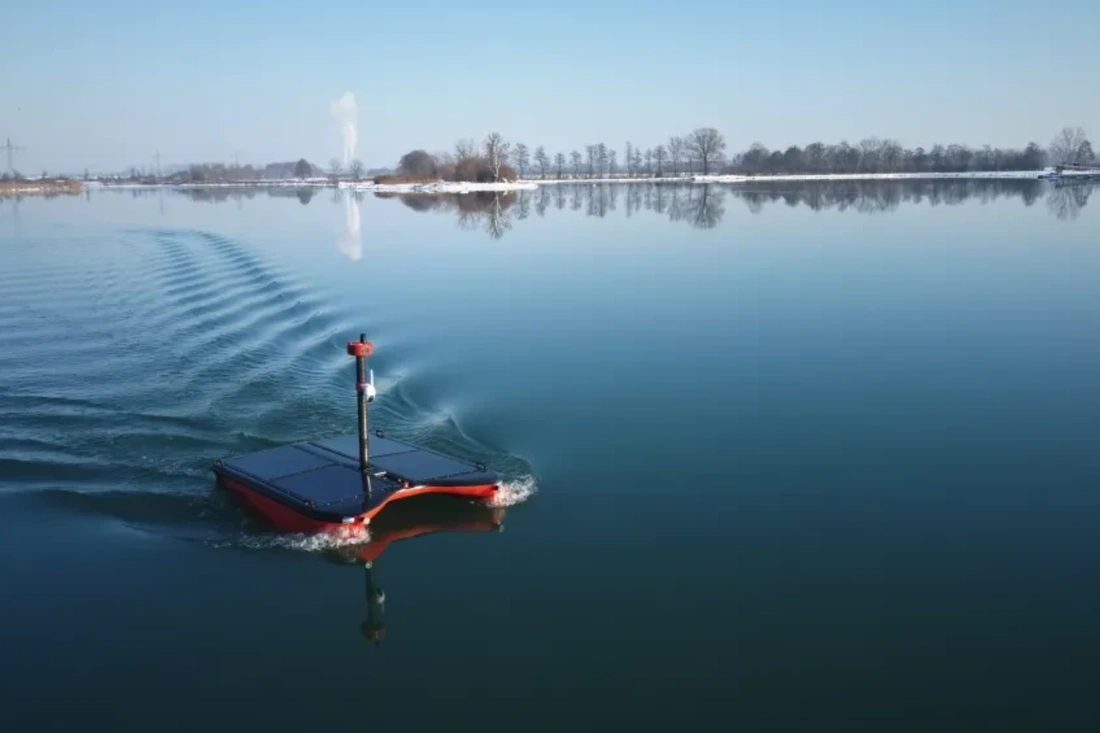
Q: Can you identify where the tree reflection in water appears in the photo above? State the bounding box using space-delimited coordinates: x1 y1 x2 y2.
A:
1046 182 1093 220
160 179 1094 242
381 179 1092 237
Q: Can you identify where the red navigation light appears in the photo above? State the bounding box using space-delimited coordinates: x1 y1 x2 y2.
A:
347 340 374 357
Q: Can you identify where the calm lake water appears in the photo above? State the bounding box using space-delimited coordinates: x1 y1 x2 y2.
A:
1 180 1098 731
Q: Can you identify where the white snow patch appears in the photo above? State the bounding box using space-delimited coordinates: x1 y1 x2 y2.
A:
518 169 1097 184
527 175 672 185
691 171 1053 183
346 180 538 194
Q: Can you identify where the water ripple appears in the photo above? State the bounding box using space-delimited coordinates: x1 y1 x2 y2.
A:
0 225 536 543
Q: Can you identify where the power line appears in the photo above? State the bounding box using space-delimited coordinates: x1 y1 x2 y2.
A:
2 138 25 175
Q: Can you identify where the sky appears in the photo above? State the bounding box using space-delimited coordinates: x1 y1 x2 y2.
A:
3 0 1098 174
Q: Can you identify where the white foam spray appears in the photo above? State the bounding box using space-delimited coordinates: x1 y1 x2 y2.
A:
224 524 372 552
489 475 538 507
330 92 358 168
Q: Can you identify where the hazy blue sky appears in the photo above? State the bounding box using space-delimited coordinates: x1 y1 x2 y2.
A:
4 0 1097 174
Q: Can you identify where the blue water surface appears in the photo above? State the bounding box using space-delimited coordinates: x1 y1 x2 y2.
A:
0 180 1097 731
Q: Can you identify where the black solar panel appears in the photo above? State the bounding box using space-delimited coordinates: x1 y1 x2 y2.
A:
223 445 333 482
371 450 479 483
308 434 418 462
271 464 400 510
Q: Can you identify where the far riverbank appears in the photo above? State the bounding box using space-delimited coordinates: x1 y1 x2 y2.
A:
78 167 1097 196
0 179 84 197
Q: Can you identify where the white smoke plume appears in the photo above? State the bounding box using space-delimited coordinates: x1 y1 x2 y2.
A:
330 92 358 168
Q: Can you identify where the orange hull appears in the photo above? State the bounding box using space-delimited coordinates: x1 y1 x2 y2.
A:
219 474 498 534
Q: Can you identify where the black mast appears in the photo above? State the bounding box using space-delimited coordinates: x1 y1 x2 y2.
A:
347 332 374 472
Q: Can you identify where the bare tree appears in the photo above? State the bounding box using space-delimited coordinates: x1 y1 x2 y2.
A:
554 152 566 179
1049 127 1091 165
483 132 511 181
349 159 364 180
653 145 667 177
804 142 826 173
433 150 456 179
534 146 549 179
686 127 727 175
624 142 634 176
668 136 684 176
513 143 530 179
329 158 342 179
585 145 597 178
644 148 653 175
608 149 618 177
631 147 643 175
1080 140 1096 165
597 143 608 177
858 137 887 172
455 137 479 160
571 150 582 178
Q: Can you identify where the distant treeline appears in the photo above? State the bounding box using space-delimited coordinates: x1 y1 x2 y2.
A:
730 139 1048 175
144 126 1096 185
391 126 1095 180
377 133 517 184
169 158 385 183
172 159 327 183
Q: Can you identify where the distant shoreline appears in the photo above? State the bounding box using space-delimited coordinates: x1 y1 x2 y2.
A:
0 179 84 197
524 169 1096 185
44 168 1097 198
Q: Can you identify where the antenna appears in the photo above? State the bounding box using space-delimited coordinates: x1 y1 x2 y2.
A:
2 138 25 175
346 332 376 472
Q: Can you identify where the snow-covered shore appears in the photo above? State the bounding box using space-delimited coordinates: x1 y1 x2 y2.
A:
526 169 1095 184
85 178 540 193
688 170 1098 183
341 180 538 193
81 168 1096 194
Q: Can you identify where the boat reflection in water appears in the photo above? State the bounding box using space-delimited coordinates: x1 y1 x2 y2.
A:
323 495 506 647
